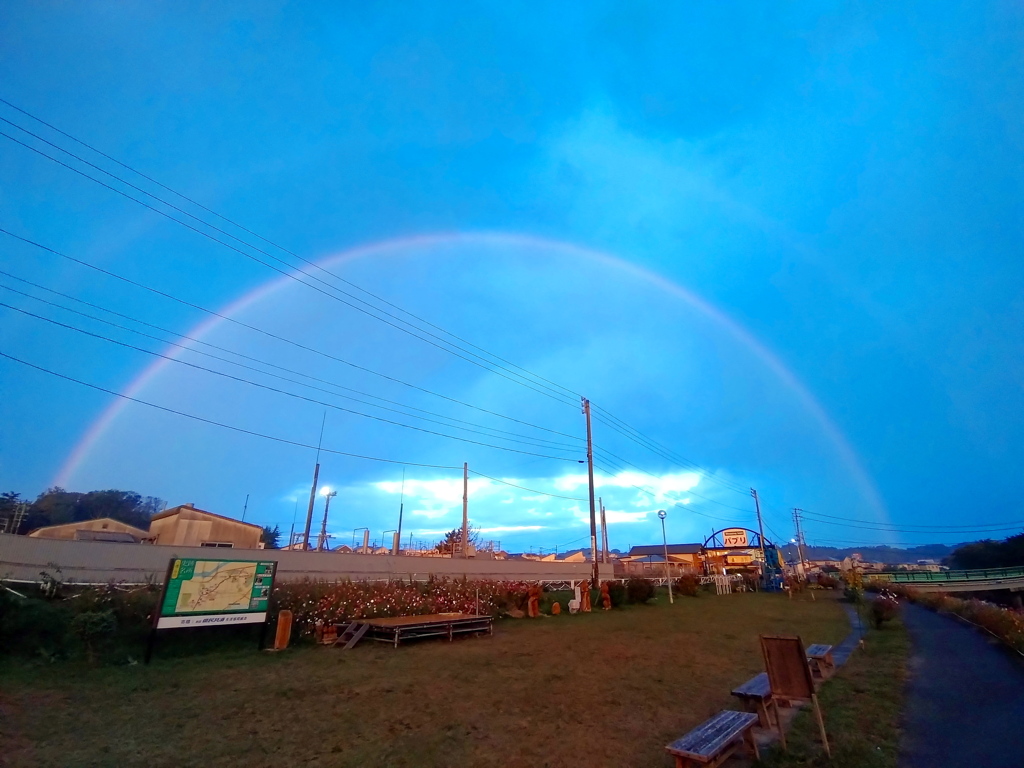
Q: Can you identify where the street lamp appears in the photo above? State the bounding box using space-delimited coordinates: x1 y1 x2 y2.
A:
658 509 674 604
317 487 337 551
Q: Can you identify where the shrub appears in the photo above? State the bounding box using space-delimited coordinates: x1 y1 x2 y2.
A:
625 577 656 604
674 574 700 597
816 573 839 589
871 596 899 628
843 585 863 604
0 588 73 659
71 610 117 663
606 581 626 607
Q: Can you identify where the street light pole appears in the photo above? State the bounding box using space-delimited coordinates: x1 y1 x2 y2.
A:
658 509 674 604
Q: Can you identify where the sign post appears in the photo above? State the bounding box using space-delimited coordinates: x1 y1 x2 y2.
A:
146 557 278 663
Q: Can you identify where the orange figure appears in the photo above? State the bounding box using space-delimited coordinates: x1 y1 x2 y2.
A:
580 579 592 612
527 584 542 617
551 601 561 615
600 582 612 611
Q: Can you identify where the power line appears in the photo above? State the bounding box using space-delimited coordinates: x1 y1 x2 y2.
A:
0 351 463 470
0 301 583 462
0 124 580 407
466 470 587 502
0 276 582 451
0 96 585 404
797 508 1024 532
0 228 584 441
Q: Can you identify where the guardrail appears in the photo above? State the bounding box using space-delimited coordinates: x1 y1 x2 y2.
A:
867 565 1024 583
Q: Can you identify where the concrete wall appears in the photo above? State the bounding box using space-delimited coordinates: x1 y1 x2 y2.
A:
0 533 614 584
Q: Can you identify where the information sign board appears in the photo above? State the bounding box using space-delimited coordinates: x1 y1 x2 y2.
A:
155 558 277 629
723 528 749 547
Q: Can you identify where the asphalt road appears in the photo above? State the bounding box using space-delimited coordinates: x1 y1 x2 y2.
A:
901 602 1024 768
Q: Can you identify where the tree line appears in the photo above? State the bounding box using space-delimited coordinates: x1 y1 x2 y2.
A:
0 488 280 548
949 533 1024 569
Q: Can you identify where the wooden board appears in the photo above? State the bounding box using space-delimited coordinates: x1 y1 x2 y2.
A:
361 612 483 627
760 635 815 701
731 672 771 700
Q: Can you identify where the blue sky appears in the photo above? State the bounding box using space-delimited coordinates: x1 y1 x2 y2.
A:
1 2 1022 552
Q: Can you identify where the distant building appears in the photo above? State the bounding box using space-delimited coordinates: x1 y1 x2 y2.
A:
616 544 702 576
27 517 150 543
149 503 263 549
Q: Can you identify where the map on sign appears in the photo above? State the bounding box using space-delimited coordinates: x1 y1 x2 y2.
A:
159 558 276 622
175 561 259 613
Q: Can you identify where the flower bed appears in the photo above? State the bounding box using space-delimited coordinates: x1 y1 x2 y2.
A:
882 583 1024 655
271 578 532 637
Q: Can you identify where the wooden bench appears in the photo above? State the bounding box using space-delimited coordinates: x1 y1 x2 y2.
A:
730 672 776 728
806 644 835 680
665 710 759 768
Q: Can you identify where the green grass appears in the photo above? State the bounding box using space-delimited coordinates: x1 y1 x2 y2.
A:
0 590 850 768
759 615 909 768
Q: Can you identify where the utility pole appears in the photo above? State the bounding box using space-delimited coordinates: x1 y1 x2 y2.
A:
462 462 469 558
599 497 609 564
793 508 807 577
751 489 766 576
658 509 674 604
582 397 599 584
302 413 327 550
318 488 337 551
393 468 405 555
241 494 249 522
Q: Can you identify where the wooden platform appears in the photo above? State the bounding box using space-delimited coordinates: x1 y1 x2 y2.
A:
360 613 493 647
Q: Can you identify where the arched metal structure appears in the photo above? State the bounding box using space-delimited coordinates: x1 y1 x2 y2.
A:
702 527 772 551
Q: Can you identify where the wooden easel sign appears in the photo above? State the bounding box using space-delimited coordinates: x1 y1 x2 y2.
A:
759 635 831 757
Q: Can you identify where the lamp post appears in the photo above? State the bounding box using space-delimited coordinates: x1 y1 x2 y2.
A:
317 487 337 551
658 509 674 604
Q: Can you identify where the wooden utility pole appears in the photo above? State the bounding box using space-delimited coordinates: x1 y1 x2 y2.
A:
793 508 807 576
302 414 327 550
751 488 766 572
582 397 599 584
462 462 469 558
599 497 609 563
393 468 405 555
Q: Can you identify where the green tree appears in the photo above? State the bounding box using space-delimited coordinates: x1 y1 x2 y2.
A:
261 525 281 549
22 488 164 533
433 525 480 554
951 534 1024 569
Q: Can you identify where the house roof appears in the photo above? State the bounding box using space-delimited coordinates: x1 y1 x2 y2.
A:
74 530 141 543
151 503 262 530
627 544 703 557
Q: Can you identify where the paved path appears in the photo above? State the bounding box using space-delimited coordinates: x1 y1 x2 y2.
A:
901 603 1024 768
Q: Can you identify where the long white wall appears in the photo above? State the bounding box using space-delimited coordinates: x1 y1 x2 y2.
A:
0 534 613 584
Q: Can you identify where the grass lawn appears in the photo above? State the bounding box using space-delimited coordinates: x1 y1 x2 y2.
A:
760 614 910 768
0 590 850 768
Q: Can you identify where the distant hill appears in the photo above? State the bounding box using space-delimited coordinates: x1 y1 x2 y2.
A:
778 542 971 565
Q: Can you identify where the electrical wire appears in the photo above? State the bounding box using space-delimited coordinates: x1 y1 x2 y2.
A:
0 301 583 462
0 125 581 407
0 277 582 450
466 470 587 502
0 351 462 469
0 228 584 441
0 97 586 404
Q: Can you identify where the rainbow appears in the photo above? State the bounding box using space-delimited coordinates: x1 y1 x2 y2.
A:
53 232 887 522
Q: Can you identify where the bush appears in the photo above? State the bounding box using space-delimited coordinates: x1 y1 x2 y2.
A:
816 573 839 589
674 574 700 597
0 588 73 660
625 577 656 604
843 585 864 604
71 610 117 663
871 595 899 628
606 580 626 607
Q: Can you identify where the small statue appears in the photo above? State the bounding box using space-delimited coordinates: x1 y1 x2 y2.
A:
551 601 561 615
527 584 542 617
580 579 592 612
600 582 612 610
